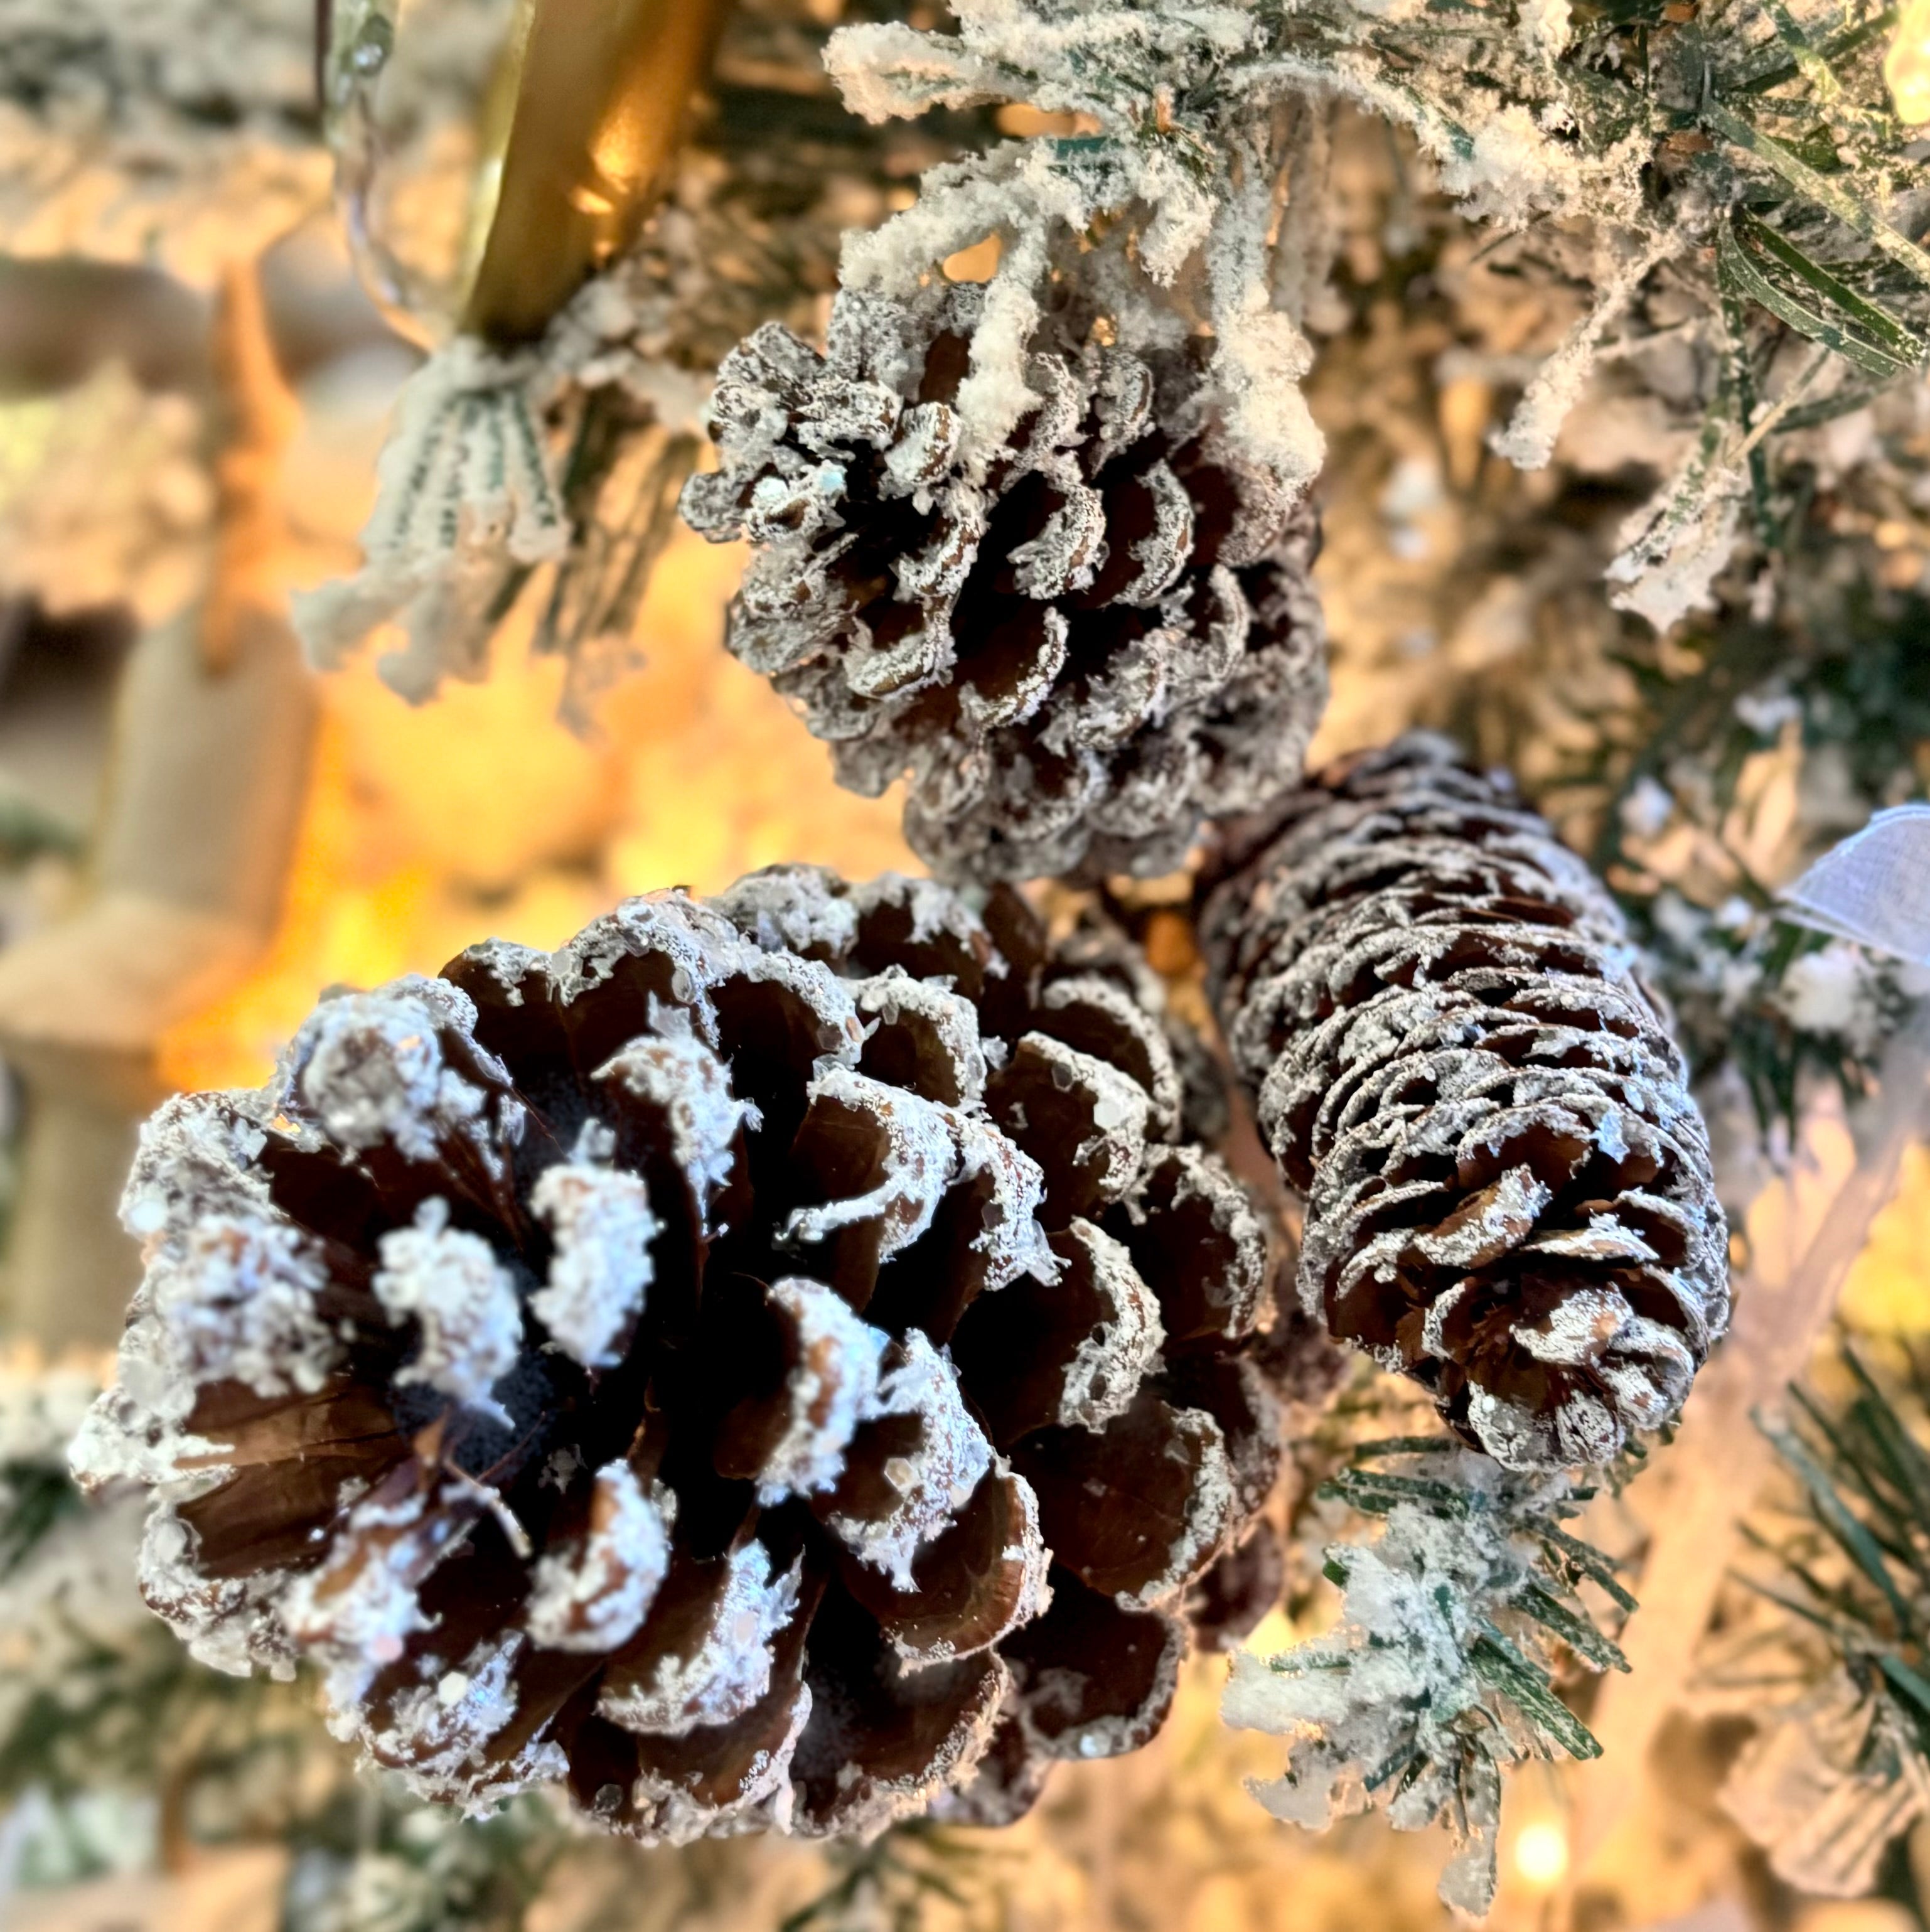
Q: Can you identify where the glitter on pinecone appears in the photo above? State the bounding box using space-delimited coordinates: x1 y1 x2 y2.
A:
72 867 1282 1838
1199 735 1730 1472
679 284 1329 885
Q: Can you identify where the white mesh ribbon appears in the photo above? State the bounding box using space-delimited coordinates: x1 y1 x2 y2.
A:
1779 805 1930 965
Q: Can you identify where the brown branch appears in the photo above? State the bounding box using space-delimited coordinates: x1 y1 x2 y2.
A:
202 259 298 675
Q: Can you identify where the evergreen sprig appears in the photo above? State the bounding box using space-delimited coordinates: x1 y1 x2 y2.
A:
0 793 79 866
282 1794 570 1932
0 1436 569 1925
1709 1347 1930 1893
1569 559 1930 1137
1226 1439 1637 1915
0 1460 82 1580
1748 1348 1930 1746
780 1821 1006 1932
1316 1440 1636 1746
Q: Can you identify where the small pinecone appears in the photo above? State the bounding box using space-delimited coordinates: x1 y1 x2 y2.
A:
1199 736 1730 1471
75 869 1282 1840
680 284 1328 884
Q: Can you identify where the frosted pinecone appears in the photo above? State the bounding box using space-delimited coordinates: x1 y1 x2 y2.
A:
680 284 1328 884
1199 736 1730 1472
73 868 1283 1838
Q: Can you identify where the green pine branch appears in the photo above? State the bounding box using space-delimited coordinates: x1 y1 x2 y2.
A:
780 1822 1008 1932
1749 1346 1930 1759
1237 1437 1641 1914
0 793 80 866
1547 522 1930 1139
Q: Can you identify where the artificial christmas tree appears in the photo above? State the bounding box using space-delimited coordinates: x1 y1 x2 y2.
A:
10 0 1930 1925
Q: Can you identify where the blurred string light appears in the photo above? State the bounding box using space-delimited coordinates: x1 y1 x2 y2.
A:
1888 0 1930 124
1513 1819 1570 1891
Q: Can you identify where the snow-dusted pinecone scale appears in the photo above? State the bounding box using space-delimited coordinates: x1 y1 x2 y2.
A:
680 284 1327 884
74 869 1281 1840
1201 737 1730 1471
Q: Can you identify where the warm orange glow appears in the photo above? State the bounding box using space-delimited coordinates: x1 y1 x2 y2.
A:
158 530 914 1093
1513 1818 1570 1889
1841 1141 1930 1334
1889 0 1930 122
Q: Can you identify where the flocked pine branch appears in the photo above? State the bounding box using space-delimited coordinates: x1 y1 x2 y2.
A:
0 796 82 868
1716 1345 1930 1895
309 0 1930 707
280 1797 569 1932
0 0 328 280
823 0 1929 625
1224 1437 1637 1917
0 1360 308 1858
1555 543 1930 1143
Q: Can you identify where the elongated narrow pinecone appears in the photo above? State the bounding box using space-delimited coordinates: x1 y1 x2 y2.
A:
1200 736 1730 1471
680 284 1327 884
73 869 1282 1840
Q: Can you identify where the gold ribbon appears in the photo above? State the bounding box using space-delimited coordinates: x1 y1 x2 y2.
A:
459 0 729 345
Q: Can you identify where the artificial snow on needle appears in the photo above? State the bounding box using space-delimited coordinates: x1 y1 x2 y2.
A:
1779 806 1930 965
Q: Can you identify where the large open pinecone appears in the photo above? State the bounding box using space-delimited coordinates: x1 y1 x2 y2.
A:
680 284 1328 884
74 868 1282 1839
1199 736 1729 1471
